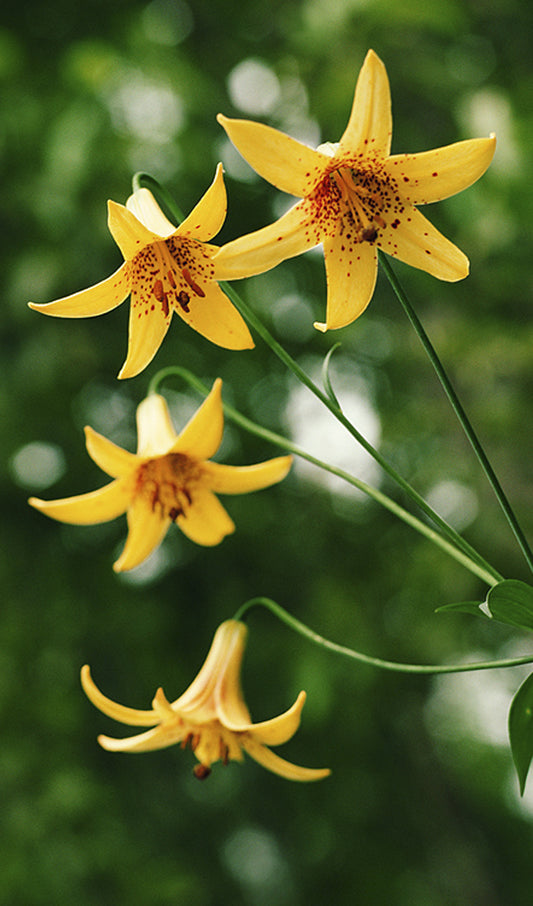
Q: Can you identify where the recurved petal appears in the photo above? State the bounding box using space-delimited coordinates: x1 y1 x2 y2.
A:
108 200 162 261
84 426 138 477
29 478 131 525
314 227 377 332
117 279 172 380
379 206 469 281
171 282 254 351
202 456 292 494
213 201 319 281
113 497 171 572
177 487 235 546
28 263 131 318
242 736 331 781
386 135 496 205
97 724 184 753
135 394 178 458
172 378 224 461
81 665 159 726
337 49 392 159
178 163 227 242
217 114 329 197
228 691 306 745
126 187 177 237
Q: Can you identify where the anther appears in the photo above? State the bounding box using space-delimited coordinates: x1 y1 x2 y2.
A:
193 764 211 780
182 268 205 298
177 290 190 312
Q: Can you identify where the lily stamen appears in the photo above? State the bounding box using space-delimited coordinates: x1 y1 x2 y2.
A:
182 267 206 298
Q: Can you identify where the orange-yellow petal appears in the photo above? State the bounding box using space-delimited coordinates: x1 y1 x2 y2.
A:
113 497 170 572
171 378 224 461
135 394 178 458
81 665 159 726
242 736 331 781
29 479 131 525
126 187 177 237
217 114 329 197
170 281 254 351
117 274 172 380
386 135 496 205
315 228 377 332
202 456 292 494
107 200 162 261
337 49 392 160
223 691 307 744
84 427 138 478
178 163 227 242
176 487 235 546
378 206 469 281
28 263 131 318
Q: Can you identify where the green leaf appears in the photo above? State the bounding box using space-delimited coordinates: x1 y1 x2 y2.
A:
486 580 533 632
509 672 533 795
321 344 342 408
435 600 485 616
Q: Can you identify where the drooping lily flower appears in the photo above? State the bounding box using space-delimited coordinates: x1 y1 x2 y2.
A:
29 379 291 571
81 619 331 781
29 165 253 378
215 50 496 332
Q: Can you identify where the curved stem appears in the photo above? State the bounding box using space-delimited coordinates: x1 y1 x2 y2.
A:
234 597 533 675
381 253 533 576
150 365 502 586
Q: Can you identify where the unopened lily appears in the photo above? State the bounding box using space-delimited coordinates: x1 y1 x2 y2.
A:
29 165 253 378
215 50 496 332
29 379 291 571
81 619 330 781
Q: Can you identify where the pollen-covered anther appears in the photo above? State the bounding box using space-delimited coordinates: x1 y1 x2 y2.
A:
152 279 169 317
177 290 190 312
182 267 205 297
193 763 212 780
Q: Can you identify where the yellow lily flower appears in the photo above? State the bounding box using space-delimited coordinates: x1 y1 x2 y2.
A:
81 619 331 781
215 50 496 332
29 164 254 378
29 379 291 571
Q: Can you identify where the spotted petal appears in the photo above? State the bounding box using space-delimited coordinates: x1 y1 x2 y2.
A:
337 49 392 160
217 114 329 197
178 163 227 242
118 268 172 380
386 135 496 205
243 736 331 781
113 496 170 572
171 282 254 351
315 226 377 331
29 479 131 525
177 487 235 546
107 200 162 261
379 205 469 281
202 456 292 494
28 263 131 318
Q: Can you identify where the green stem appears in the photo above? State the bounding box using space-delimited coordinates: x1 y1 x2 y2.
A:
149 366 502 586
381 253 533 576
234 597 533 675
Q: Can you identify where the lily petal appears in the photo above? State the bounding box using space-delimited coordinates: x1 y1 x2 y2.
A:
214 201 319 281
178 163 227 242
171 282 254 351
113 497 170 572
81 665 159 726
98 725 184 753
126 187 177 237
28 263 131 318
29 479 130 525
386 135 496 205
172 378 224 461
107 200 162 261
84 427 138 478
315 226 377 331
177 487 235 546
202 456 292 494
118 267 172 380
217 114 329 197
135 394 178 458
379 206 469 281
225 691 307 745
337 49 392 160
243 736 331 781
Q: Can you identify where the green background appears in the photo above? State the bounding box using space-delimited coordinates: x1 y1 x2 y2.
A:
2 0 533 902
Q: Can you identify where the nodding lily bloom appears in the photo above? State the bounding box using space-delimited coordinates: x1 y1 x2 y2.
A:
215 50 496 332
81 619 331 782
29 379 291 572
29 165 254 378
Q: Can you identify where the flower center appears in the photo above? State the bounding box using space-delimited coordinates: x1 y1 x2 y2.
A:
148 238 212 317
330 166 387 242
137 453 200 520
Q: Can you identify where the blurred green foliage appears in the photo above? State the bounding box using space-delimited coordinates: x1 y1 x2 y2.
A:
2 0 533 903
